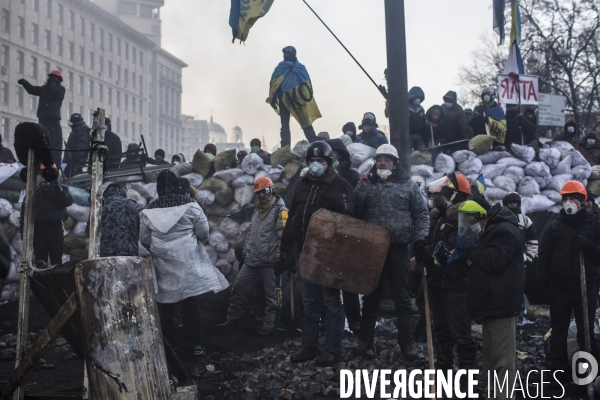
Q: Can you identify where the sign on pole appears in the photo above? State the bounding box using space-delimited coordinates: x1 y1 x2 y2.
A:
498 74 539 105
538 93 566 127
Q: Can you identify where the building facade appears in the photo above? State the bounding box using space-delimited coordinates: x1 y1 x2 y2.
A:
180 113 206 159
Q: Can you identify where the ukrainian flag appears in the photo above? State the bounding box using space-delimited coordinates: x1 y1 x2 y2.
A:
510 0 521 46
266 61 322 129
475 174 487 195
229 0 274 43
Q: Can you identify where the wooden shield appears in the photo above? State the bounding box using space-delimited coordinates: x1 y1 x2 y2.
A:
298 209 390 295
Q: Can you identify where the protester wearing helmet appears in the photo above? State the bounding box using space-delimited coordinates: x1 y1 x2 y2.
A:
280 141 354 366
468 87 507 145
537 181 600 386
18 70 66 165
356 112 389 149
353 144 429 361
576 131 600 166
219 177 288 336
412 173 477 374
453 197 524 400
63 113 90 177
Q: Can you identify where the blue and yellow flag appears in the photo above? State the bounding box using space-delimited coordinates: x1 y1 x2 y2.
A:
229 0 274 43
266 61 322 129
475 173 487 195
510 0 521 46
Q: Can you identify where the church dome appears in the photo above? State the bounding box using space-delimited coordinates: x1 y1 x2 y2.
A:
208 115 228 143
208 115 226 135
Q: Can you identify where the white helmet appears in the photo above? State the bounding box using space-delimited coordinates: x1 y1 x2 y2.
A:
375 144 399 161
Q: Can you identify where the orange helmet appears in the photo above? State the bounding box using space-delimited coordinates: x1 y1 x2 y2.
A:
49 70 63 82
559 180 588 200
428 173 472 196
254 177 274 193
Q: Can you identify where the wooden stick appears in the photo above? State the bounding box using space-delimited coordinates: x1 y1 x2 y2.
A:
290 273 295 322
422 265 436 400
2 293 78 398
87 108 106 259
579 251 594 400
13 148 36 400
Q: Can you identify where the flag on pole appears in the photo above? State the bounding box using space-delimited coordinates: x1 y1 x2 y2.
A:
229 0 274 43
474 174 487 195
510 0 522 46
493 0 506 45
503 41 525 78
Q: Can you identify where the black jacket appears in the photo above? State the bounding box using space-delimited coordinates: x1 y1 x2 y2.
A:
441 91 468 142
20 77 65 120
104 130 123 165
537 209 600 291
465 207 525 318
327 139 360 189
20 181 73 229
64 121 90 175
505 108 537 147
408 87 428 140
0 146 16 163
0 225 11 279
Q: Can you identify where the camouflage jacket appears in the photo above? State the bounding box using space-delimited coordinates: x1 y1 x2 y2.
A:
100 184 140 257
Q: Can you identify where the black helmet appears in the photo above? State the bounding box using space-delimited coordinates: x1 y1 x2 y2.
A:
305 141 333 166
502 192 521 207
481 87 497 103
69 113 83 124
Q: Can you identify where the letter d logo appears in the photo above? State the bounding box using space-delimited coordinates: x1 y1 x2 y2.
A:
572 351 599 385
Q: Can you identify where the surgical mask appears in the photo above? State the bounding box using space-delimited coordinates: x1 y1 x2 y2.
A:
567 126 575 133
588 138 596 147
413 99 421 106
483 95 491 103
332 160 339 168
445 102 453 108
345 131 354 136
251 146 260 153
427 199 435 209
68 122 73 127
308 161 325 177
563 200 579 215
376 169 392 179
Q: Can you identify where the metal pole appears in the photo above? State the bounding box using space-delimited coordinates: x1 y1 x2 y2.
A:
88 108 106 260
384 0 411 174
290 273 295 321
579 251 594 400
13 149 36 400
422 265 436 400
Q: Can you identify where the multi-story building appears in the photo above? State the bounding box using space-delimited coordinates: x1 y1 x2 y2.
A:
0 0 156 155
180 114 207 160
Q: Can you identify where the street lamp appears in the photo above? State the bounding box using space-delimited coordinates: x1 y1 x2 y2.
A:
526 53 539 71
557 47 570 62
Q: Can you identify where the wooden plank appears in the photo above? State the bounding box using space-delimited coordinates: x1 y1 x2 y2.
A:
24 393 83 399
298 209 390 295
88 108 106 259
1 293 78 398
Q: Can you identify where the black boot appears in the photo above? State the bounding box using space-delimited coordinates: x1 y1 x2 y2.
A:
217 320 239 329
401 342 419 362
353 341 374 357
315 349 340 366
436 343 455 372
291 347 320 363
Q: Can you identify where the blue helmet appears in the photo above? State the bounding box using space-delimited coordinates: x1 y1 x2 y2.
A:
282 46 296 55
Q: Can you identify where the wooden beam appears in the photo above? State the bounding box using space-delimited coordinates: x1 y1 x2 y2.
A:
1 293 79 398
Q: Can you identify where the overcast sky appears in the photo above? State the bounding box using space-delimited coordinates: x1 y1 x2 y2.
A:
161 0 492 150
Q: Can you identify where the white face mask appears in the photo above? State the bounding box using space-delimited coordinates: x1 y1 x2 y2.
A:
483 95 491 103
445 102 453 108
345 131 353 136
413 99 421 106
427 199 434 209
587 138 596 147
563 200 579 215
567 126 575 133
332 160 340 168
376 169 392 179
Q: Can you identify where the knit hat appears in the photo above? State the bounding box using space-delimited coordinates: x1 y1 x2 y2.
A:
204 143 217 156
154 149 165 158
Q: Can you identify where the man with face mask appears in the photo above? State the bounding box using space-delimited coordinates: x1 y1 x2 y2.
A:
413 173 477 376
353 144 429 361
537 181 600 386
249 138 271 165
356 112 388 149
63 113 90 177
279 141 354 366
504 104 538 148
468 87 507 144
408 87 428 150
453 197 524 400
441 91 468 142
552 120 579 147
576 132 600 166
342 122 357 143
425 105 446 146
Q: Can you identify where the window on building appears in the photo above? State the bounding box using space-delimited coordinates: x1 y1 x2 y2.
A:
1 81 9 104
131 122 135 141
124 94 128 111
79 47 84 65
139 124 142 137
132 46 136 64
108 33 113 51
56 35 62 55
116 65 120 82
88 79 93 98
116 38 121 55
67 101 72 118
90 22 95 42
78 105 82 115
79 17 84 36
67 71 72 90
31 23 38 44
1 118 9 141
107 87 112 104
99 28 104 48
30 96 37 111
88 109 93 124
139 76 142 93
30 56 37 78
1 46 8 68
68 41 73 60
132 96 135 113
78 75 83 94
45 0 51 18
89 52 94 70
44 30 51 50
124 68 128 86
125 43 128 60
32 0 39 11
17 51 24 73
68 10 74 30
124 119 128 136
57 4 63 24
99 56 103 74
139 51 143 68
116 91 120 107
132 72 136 89
1 9 9 33
107 61 112 78
44 61 50 76
98 83 103 101
17 16 24 38
119 1 137 15
115 117 120 132
16 86 23 108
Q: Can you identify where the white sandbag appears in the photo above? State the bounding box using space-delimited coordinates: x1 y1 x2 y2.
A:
215 259 232 276
67 203 90 222
524 162 551 178
292 140 310 160
497 157 528 168
207 218 220 234
591 165 600 181
517 176 541 196
254 169 268 181
457 157 483 176
126 188 147 209
130 182 157 199
240 221 251 235
181 172 204 188
232 174 255 188
8 210 20 228
551 156 572 176
546 174 573 192
548 204 563 213
548 141 574 153
348 143 377 167
234 185 255 207
259 164 285 182
538 148 562 169
73 221 87 238
572 164 592 181
511 143 535 163
533 175 552 190
213 168 244 185
482 164 507 181
11 232 22 254
170 162 193 177
339 134 353 147
219 217 241 239
434 153 456 174
504 166 526 184
485 187 508 201
138 241 150 257
69 186 91 206
198 190 215 206
451 150 477 164
562 150 589 167
410 175 429 194
226 248 236 264
466 174 479 183
485 178 495 188
432 172 444 180
541 190 562 204
205 246 219 265
205 201 242 217
478 151 512 165
411 165 434 178
241 153 264 175
357 158 375 174
209 231 229 253
521 195 556 215
0 199 13 218
493 176 517 193
0 283 18 301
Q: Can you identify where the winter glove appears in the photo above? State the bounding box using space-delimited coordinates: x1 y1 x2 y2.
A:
18 79 27 85
285 251 297 274
454 234 471 251
413 240 428 264
447 248 463 264
274 258 286 276
574 234 591 250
